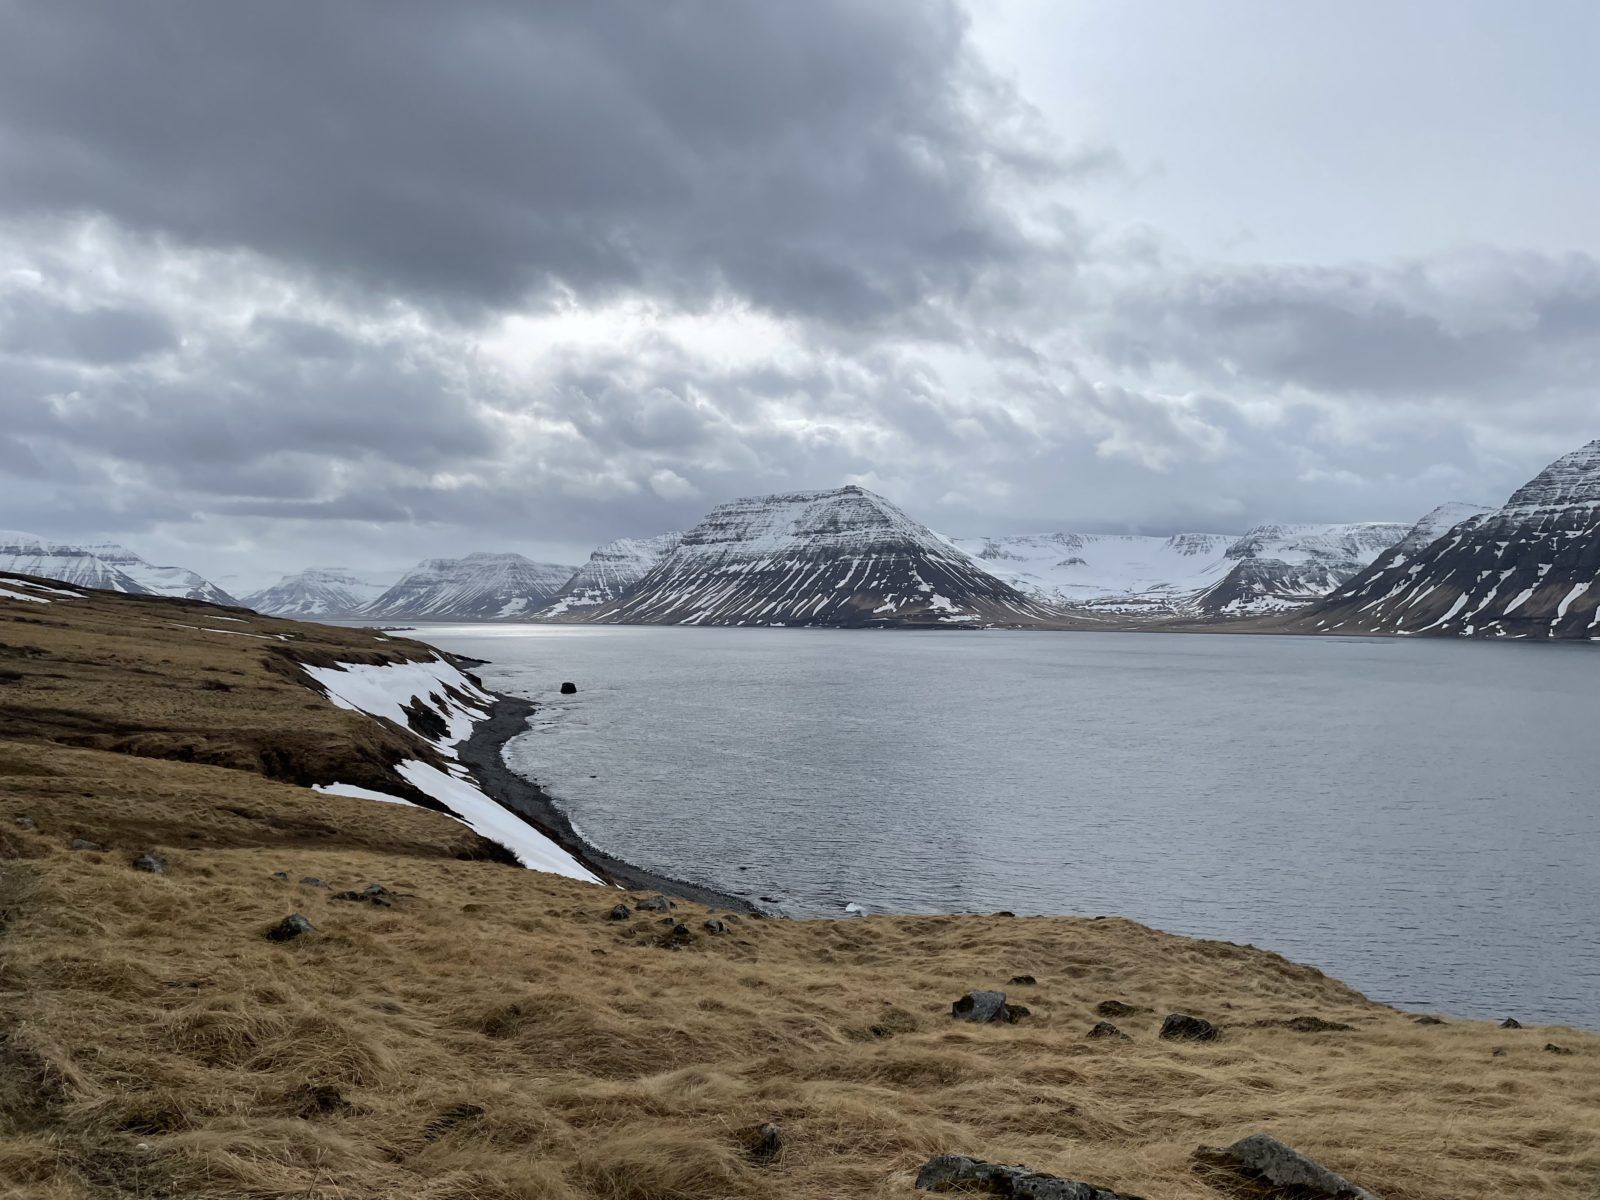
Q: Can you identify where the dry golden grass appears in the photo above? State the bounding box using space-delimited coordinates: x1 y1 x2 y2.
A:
2 579 1598 1199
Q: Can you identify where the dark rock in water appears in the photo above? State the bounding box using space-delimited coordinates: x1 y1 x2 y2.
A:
635 895 674 912
299 877 327 888
914 1153 1142 1198
559 681 577 695
1500 1017 1523 1029
131 853 167 875
69 838 105 852
1088 1021 1129 1040
749 1122 782 1164
1096 1000 1150 1019
1008 974 1037 986
272 870 289 880
659 921 695 948
606 903 631 921
952 991 1028 1024
1414 1015 1445 1025
1160 1012 1218 1042
265 913 316 942
1192 1132 1379 1200
1544 1042 1573 1055
703 918 730 935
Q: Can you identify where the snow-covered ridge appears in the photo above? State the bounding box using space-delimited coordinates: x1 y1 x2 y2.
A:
301 655 599 881
538 533 682 615
0 530 238 604
245 567 394 617
365 552 577 620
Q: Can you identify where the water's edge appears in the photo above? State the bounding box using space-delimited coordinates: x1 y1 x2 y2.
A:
458 689 760 914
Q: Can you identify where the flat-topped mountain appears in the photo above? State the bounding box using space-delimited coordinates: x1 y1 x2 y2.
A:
366 552 577 620
0 530 239 605
570 486 1062 627
538 533 682 616
1298 440 1600 638
244 567 395 617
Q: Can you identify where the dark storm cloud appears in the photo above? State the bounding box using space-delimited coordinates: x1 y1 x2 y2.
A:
0 0 1048 325
0 291 177 363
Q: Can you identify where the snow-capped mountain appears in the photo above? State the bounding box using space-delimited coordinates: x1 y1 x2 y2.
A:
569 486 1061 627
946 531 1236 612
0 531 239 604
1192 522 1409 615
1297 440 1600 638
365 552 578 620
244 567 395 617
538 533 682 616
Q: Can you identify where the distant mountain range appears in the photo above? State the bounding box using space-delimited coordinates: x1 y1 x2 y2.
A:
0 531 239 605
10 437 1599 637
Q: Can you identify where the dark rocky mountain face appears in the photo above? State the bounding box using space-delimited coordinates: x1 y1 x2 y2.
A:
365 552 577 620
1298 440 1600 639
538 533 682 616
570 486 1064 627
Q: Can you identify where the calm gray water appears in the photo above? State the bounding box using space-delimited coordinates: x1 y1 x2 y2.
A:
412 624 1599 1027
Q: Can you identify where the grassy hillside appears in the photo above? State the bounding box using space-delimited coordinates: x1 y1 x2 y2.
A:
2 575 1597 1199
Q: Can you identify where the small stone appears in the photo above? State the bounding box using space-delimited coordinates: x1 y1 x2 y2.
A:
299 876 327 887
272 870 289 879
659 921 695 948
1544 1043 1573 1055
332 883 392 906
14 816 35 829
1192 1132 1379 1200
635 895 674 912
915 1153 1139 1199
1492 1047 1507 1057
559 681 577 695
1007 974 1037 986
1160 1012 1219 1042
69 838 105 852
749 1122 782 1164
265 913 316 942
1096 999 1150 1019
1500 1017 1523 1029
1087 1021 1129 1040
951 990 1027 1024
703 918 730 935
1414 1015 1446 1025
606 903 631 921
131 853 167 875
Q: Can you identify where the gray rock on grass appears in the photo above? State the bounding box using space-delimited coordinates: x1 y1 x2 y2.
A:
1192 1133 1380 1200
915 1153 1143 1199
1087 1021 1129 1040
952 990 1029 1024
131 853 167 874
635 896 674 912
1160 1012 1219 1042
265 913 317 942
606 903 631 921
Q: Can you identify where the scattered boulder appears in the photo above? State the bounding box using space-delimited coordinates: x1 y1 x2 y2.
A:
1096 1000 1150 1019
703 918 730 936
131 853 167 875
659 921 695 949
606 903 631 921
1492 1047 1507 1057
265 913 316 942
1087 1021 1129 1040
1413 1015 1445 1025
1160 1012 1219 1042
951 991 1028 1024
14 816 35 830
271 870 289 880
69 838 105 852
1192 1133 1379 1200
915 1153 1142 1199
1500 1017 1523 1029
1544 1043 1573 1055
635 895 674 912
559 681 577 695
332 883 392 907
748 1122 782 1164
1008 974 1037 986
299 877 327 888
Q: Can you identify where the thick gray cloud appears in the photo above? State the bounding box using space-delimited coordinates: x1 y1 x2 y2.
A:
0 1 1595 587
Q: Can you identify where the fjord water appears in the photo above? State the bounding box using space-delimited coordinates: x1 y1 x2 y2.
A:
415 625 1599 1026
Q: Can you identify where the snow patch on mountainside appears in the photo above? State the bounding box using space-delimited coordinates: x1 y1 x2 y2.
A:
0 531 238 604
301 656 599 880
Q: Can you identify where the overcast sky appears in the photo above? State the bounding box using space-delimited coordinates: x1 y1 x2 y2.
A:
2 0 1597 590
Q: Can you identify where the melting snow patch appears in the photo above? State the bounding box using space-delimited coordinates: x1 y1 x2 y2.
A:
313 781 415 806
10 579 83 597
302 657 493 753
0 586 52 604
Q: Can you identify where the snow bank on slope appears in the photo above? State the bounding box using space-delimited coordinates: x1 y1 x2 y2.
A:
303 655 599 882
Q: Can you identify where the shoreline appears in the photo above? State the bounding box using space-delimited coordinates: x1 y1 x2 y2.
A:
456 691 760 913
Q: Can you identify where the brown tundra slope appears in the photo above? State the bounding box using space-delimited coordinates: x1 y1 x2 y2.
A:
1 574 1597 1200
